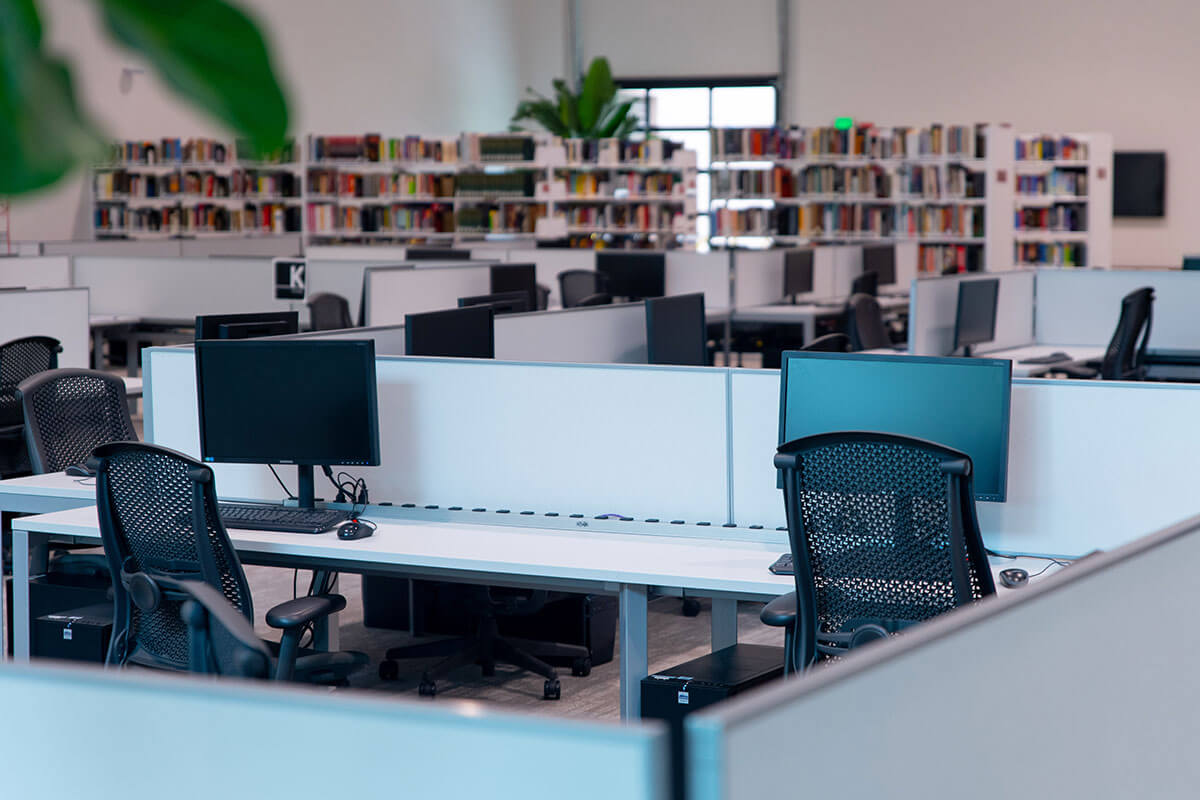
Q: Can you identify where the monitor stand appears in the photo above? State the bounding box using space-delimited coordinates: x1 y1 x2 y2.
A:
296 464 316 509
961 345 974 358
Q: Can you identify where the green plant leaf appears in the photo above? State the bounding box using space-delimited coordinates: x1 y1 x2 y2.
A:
0 0 107 194
511 98 569 137
96 0 289 156
552 79 579 134
596 99 634 139
577 57 616 133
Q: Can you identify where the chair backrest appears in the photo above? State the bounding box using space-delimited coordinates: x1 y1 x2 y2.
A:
575 292 613 307
774 432 995 670
801 333 852 353
91 442 253 672
18 369 136 473
1100 287 1154 380
558 270 605 308
844 293 890 351
306 292 353 331
0 336 61 426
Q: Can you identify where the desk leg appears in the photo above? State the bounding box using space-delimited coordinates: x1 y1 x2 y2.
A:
311 572 341 652
91 329 103 370
12 529 40 662
618 584 648 721
711 597 738 650
126 335 139 378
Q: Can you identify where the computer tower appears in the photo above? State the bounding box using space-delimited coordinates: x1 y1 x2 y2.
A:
5 572 112 658
641 644 785 800
33 603 113 663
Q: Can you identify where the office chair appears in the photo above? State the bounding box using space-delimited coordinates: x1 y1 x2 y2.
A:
801 333 852 353
575 293 613 307
850 271 879 297
843 294 891 351
0 336 62 476
379 584 592 700
1055 287 1154 381
18 369 136 473
91 441 367 684
306 292 353 330
536 284 551 311
762 432 996 674
558 269 607 308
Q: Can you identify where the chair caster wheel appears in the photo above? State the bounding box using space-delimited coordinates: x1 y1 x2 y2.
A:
544 679 561 700
682 597 702 617
378 660 399 681
571 657 592 677
418 679 437 697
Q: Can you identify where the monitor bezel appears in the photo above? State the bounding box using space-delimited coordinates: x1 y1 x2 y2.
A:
952 278 1001 351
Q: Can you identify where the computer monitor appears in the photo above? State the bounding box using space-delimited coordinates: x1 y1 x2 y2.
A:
405 305 495 359
782 248 814 303
458 291 530 315
779 351 1012 501
645 293 707 366
953 278 1001 357
850 271 878 297
195 339 381 508
490 263 538 311
595 251 666 300
861 244 896 288
405 247 473 260
194 311 299 341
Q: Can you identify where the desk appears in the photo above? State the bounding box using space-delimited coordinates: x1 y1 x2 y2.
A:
9 494 1056 718
89 316 193 376
981 344 1107 378
733 296 909 347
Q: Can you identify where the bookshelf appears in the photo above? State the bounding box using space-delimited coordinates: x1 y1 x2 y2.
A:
91 138 303 239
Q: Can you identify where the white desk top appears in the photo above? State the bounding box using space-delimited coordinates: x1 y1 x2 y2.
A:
982 344 1107 377
89 314 141 327
0 471 96 501
734 295 908 323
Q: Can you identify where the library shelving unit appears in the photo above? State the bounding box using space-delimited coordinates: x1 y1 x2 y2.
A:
708 123 1014 274
1012 132 1112 268
302 132 698 249
91 138 303 239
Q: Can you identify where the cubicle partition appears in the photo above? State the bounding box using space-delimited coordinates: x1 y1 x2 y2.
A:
362 264 493 326
496 248 596 308
732 246 860 308
686 513 1200 800
0 255 72 289
907 269 1036 356
494 303 648 363
665 252 731 311
2 662 668 800
0 288 90 368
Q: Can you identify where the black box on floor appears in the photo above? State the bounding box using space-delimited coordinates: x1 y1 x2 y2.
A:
498 593 618 667
641 644 785 800
33 603 113 663
6 572 112 657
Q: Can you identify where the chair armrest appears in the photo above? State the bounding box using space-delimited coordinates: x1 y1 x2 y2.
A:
266 594 347 630
760 591 796 628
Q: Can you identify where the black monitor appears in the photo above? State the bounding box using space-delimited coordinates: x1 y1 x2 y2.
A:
953 278 1000 357
1113 151 1165 218
779 351 1012 501
861 244 896 288
782 248 814 303
405 305 495 358
458 291 530 315
850 271 878 297
195 311 298 341
490 263 538 311
405 247 473 260
596 251 666 300
645 293 707 366
195 339 381 508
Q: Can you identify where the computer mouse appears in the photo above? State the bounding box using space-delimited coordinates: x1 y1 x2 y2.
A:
335 519 374 540
999 567 1029 588
64 464 96 478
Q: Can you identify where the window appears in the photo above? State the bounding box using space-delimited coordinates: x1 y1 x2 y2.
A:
617 78 778 249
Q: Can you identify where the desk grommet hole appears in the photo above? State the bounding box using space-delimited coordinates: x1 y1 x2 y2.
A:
448 506 463 511
472 508 487 513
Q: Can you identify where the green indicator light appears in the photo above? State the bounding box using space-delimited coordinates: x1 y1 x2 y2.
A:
834 117 853 131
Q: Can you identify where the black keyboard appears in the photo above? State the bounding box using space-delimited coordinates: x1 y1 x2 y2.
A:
1018 351 1073 365
769 553 794 576
218 503 348 534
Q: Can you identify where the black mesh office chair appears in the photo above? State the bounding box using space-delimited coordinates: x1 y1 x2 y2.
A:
18 369 136 473
379 585 592 700
0 336 61 476
844 294 891 351
306 292 354 331
801 333 852 353
1056 287 1154 380
91 442 367 683
575 293 613 307
558 269 607 308
762 432 995 674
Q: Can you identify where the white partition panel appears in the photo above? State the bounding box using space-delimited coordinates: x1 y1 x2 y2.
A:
732 250 783 307
73 256 291 319
894 241 918 289
665 252 731 309
728 369 785 533
3 663 667 800
830 245 863 296
908 270 1036 356
42 239 181 257
502 248 597 308
0 289 90 368
306 259 402 324
1035 268 1200 349
305 245 410 261
0 255 71 288
495 304 647 363
179 236 301 258
364 265 492 326
278 324 408 356
687 516 1200 800
146 349 731 522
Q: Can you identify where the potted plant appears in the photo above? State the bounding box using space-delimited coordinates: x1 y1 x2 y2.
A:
510 57 636 140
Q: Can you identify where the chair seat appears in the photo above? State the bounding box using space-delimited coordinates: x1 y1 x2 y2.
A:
266 640 368 684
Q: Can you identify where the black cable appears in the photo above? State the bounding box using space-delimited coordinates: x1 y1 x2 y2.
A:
268 465 296 500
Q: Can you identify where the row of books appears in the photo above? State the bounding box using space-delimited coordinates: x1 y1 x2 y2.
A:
1015 242 1087 267
462 134 537 163
563 205 682 230
455 205 545 233
95 169 300 199
94 203 302 234
107 139 229 165
900 164 986 198
397 173 457 198
918 244 984 274
562 137 684 165
710 123 988 161
455 172 536 198
388 136 464 163
1015 136 1089 161
1015 205 1087 232
559 171 680 197
306 203 454 235
1015 170 1088 196
711 203 982 239
241 170 300 197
